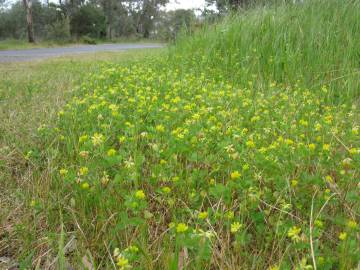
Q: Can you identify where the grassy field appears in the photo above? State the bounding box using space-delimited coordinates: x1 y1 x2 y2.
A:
0 38 163 51
0 39 74 50
1 0 359 269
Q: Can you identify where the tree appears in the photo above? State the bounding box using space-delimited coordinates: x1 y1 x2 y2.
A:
0 0 173 41
23 0 35 42
126 0 169 38
99 0 128 39
156 9 195 40
206 0 252 13
70 4 106 38
0 0 7 9
171 9 195 35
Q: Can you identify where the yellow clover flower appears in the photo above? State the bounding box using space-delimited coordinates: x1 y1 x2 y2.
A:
81 182 90 190
347 220 357 229
116 255 130 269
91 133 104 146
162 186 171 194
135 190 146 200
322 144 330 151
176 223 188 233
59 168 68 176
287 226 301 242
155 124 165 133
246 140 255 148
78 135 88 143
308 143 316 151
230 222 242 233
79 167 89 176
107 148 117 157
230 170 241 180
349 148 358 155
291 179 298 187
198 211 208 220
338 232 347 241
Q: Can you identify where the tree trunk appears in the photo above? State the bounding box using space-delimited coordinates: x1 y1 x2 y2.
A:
143 28 149 38
23 0 35 43
106 24 112 40
104 0 113 40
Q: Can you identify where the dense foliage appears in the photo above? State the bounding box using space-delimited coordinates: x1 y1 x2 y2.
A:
70 4 106 38
0 0 196 42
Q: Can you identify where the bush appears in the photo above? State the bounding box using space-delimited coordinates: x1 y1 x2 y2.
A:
45 17 71 42
81 35 97 44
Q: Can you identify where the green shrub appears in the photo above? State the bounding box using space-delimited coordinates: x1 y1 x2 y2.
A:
81 35 97 44
45 17 71 42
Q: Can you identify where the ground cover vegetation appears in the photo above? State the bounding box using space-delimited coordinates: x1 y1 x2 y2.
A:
0 0 359 269
0 50 162 268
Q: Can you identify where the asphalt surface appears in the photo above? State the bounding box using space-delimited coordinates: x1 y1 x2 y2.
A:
0 43 163 63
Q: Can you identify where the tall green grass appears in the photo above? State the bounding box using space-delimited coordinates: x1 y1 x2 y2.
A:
171 0 360 101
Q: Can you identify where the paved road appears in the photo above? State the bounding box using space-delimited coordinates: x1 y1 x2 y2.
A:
0 43 163 63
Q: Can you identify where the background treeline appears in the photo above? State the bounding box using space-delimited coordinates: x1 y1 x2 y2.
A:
0 0 299 43
0 0 201 43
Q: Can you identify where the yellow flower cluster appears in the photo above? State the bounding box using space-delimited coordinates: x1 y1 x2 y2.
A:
53 62 359 268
